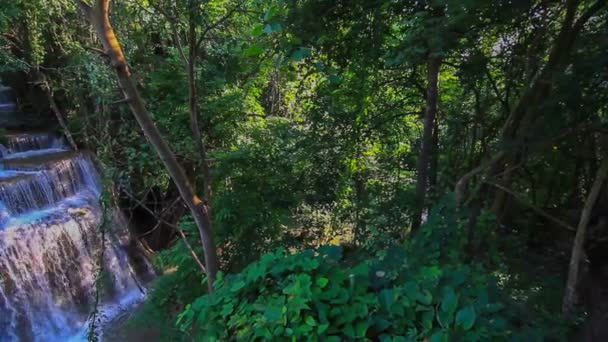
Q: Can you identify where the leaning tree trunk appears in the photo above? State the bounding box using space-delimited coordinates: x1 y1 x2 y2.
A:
76 0 218 290
490 0 606 217
454 0 606 206
562 159 608 317
412 56 441 232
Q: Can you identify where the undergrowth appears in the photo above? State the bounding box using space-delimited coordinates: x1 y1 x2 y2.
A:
124 195 571 341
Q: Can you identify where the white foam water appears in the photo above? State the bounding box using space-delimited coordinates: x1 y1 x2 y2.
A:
0 126 152 340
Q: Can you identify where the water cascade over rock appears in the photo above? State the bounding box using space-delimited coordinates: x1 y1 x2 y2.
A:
0 85 152 341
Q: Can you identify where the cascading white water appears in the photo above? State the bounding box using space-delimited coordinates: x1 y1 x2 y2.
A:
0 86 151 341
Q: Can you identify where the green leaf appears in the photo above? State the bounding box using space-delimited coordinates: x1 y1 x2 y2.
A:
306 316 317 326
316 277 329 288
251 24 264 37
379 289 394 310
436 308 453 329
264 24 274 35
243 44 264 57
416 289 433 306
429 330 448 342
290 47 311 61
421 309 435 331
263 23 283 34
264 6 278 20
403 281 420 301
328 74 341 84
265 307 282 321
373 317 391 332
271 23 283 32
344 324 356 338
220 303 234 317
441 288 458 314
355 321 369 337
319 245 342 261
230 280 246 292
455 306 476 330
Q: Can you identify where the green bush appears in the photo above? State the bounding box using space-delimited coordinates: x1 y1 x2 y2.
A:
177 245 516 341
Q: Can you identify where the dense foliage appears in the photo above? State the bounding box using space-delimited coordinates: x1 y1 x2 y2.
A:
1 0 608 340
178 248 504 341
176 198 551 341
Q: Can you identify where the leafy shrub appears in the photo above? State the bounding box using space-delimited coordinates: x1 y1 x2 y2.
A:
177 245 515 341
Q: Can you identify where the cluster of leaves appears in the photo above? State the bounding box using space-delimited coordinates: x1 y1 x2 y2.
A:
176 197 552 341
177 247 506 341
1 0 605 338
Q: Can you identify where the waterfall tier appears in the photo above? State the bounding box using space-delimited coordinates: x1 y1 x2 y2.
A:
0 90 152 341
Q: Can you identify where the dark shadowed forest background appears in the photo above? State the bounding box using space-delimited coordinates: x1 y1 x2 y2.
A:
1 0 608 340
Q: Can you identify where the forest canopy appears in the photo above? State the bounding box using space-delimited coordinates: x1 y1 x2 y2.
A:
1 0 607 340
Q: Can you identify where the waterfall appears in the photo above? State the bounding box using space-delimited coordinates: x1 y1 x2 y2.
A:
0 86 152 341
0 85 16 112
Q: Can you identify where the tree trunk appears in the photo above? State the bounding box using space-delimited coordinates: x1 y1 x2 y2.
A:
187 4 213 202
455 0 605 206
562 159 608 317
412 56 441 232
429 115 439 194
76 0 218 290
33 70 78 150
489 0 605 214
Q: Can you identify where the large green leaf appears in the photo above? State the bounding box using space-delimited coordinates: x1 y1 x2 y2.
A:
455 306 476 331
441 288 458 314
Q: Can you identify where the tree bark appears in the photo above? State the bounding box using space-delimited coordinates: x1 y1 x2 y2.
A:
76 0 218 290
562 159 608 317
412 56 441 232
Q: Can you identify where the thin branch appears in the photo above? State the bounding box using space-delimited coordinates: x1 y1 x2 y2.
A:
196 0 247 50
110 97 131 105
172 30 189 68
85 46 108 57
122 188 207 274
485 181 576 232
455 151 506 203
485 66 510 114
